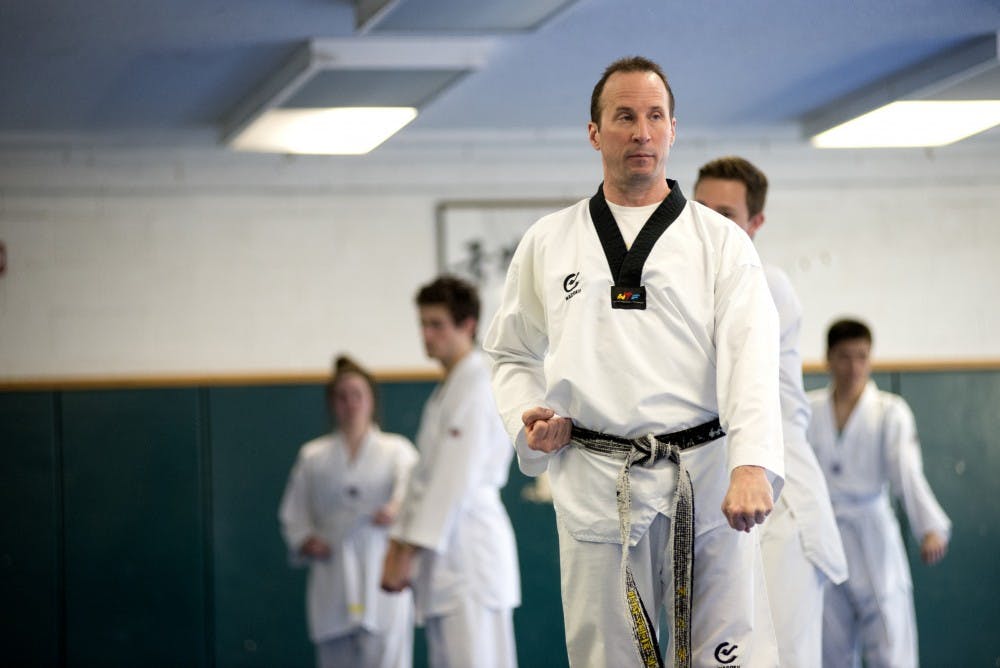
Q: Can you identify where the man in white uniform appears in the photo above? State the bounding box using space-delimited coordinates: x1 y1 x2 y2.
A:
280 355 418 668
693 156 848 666
808 318 950 667
382 276 521 668
484 57 784 668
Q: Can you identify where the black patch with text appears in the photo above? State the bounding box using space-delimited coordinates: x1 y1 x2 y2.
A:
610 285 646 310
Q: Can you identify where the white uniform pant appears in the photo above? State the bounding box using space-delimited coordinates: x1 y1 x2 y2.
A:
759 495 827 666
424 598 517 668
316 625 413 668
822 517 918 668
556 513 778 667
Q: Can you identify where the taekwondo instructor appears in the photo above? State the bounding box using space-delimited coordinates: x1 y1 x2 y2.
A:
484 56 784 667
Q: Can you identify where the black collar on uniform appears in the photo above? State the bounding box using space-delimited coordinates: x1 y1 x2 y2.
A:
588 179 687 288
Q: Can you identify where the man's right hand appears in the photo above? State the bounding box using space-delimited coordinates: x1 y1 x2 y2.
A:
299 535 332 560
522 407 572 453
381 539 417 592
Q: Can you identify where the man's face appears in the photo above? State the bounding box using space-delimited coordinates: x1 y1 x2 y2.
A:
588 70 676 191
694 177 764 239
827 338 872 395
418 304 474 366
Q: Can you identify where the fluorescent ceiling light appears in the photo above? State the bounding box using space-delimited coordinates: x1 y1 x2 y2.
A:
811 100 1000 148
221 38 494 154
803 34 1000 148
229 107 417 155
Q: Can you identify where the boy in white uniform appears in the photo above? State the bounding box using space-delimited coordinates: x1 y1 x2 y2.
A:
693 156 848 666
808 318 950 667
484 57 783 668
382 276 521 668
280 356 418 668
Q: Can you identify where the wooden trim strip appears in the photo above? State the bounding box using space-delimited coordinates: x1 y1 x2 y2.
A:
3 359 1000 391
0 367 443 392
803 359 1000 374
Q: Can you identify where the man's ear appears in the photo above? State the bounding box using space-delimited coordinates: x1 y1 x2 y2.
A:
588 121 600 151
458 316 478 339
747 212 766 238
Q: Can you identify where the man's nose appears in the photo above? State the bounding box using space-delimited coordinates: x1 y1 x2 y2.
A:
633 119 651 142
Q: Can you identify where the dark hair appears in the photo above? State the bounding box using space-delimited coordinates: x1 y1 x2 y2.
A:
415 275 481 336
695 156 769 218
826 318 873 351
325 354 379 424
590 56 675 126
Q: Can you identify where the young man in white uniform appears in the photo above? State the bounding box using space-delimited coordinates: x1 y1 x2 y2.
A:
280 356 419 668
693 156 848 666
484 57 784 668
807 319 950 667
382 276 521 668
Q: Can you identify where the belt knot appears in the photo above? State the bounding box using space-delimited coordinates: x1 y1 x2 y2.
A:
629 433 669 467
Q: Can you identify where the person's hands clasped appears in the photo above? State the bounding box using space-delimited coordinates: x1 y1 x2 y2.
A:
522 407 572 453
721 465 774 533
299 535 332 560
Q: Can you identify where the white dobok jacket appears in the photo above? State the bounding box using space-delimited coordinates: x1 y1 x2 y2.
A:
764 264 848 583
279 428 418 643
391 350 521 621
484 192 785 544
807 381 951 598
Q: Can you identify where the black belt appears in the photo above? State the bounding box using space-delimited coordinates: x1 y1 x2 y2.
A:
570 417 725 668
571 418 725 454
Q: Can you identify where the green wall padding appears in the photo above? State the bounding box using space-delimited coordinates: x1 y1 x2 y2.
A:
60 388 207 668
898 371 1000 665
0 392 61 667
209 384 327 668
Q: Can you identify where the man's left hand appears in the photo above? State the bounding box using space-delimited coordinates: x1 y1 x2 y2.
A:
920 531 948 565
721 465 773 533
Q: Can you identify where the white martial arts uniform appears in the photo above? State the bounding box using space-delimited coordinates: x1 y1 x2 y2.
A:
807 381 951 668
391 350 521 668
279 428 418 668
757 265 848 666
484 186 784 668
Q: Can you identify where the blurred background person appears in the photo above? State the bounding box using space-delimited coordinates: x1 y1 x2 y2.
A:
808 319 951 667
280 355 418 668
382 275 521 668
694 156 847 666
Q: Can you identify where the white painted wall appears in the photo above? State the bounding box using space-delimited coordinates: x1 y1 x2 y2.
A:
1 131 999 379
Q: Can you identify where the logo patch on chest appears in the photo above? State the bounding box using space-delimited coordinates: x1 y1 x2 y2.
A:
563 272 582 301
611 285 646 310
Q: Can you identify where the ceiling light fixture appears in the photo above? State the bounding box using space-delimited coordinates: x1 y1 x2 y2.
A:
221 38 494 155
229 107 418 155
804 33 1000 148
811 100 1000 148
